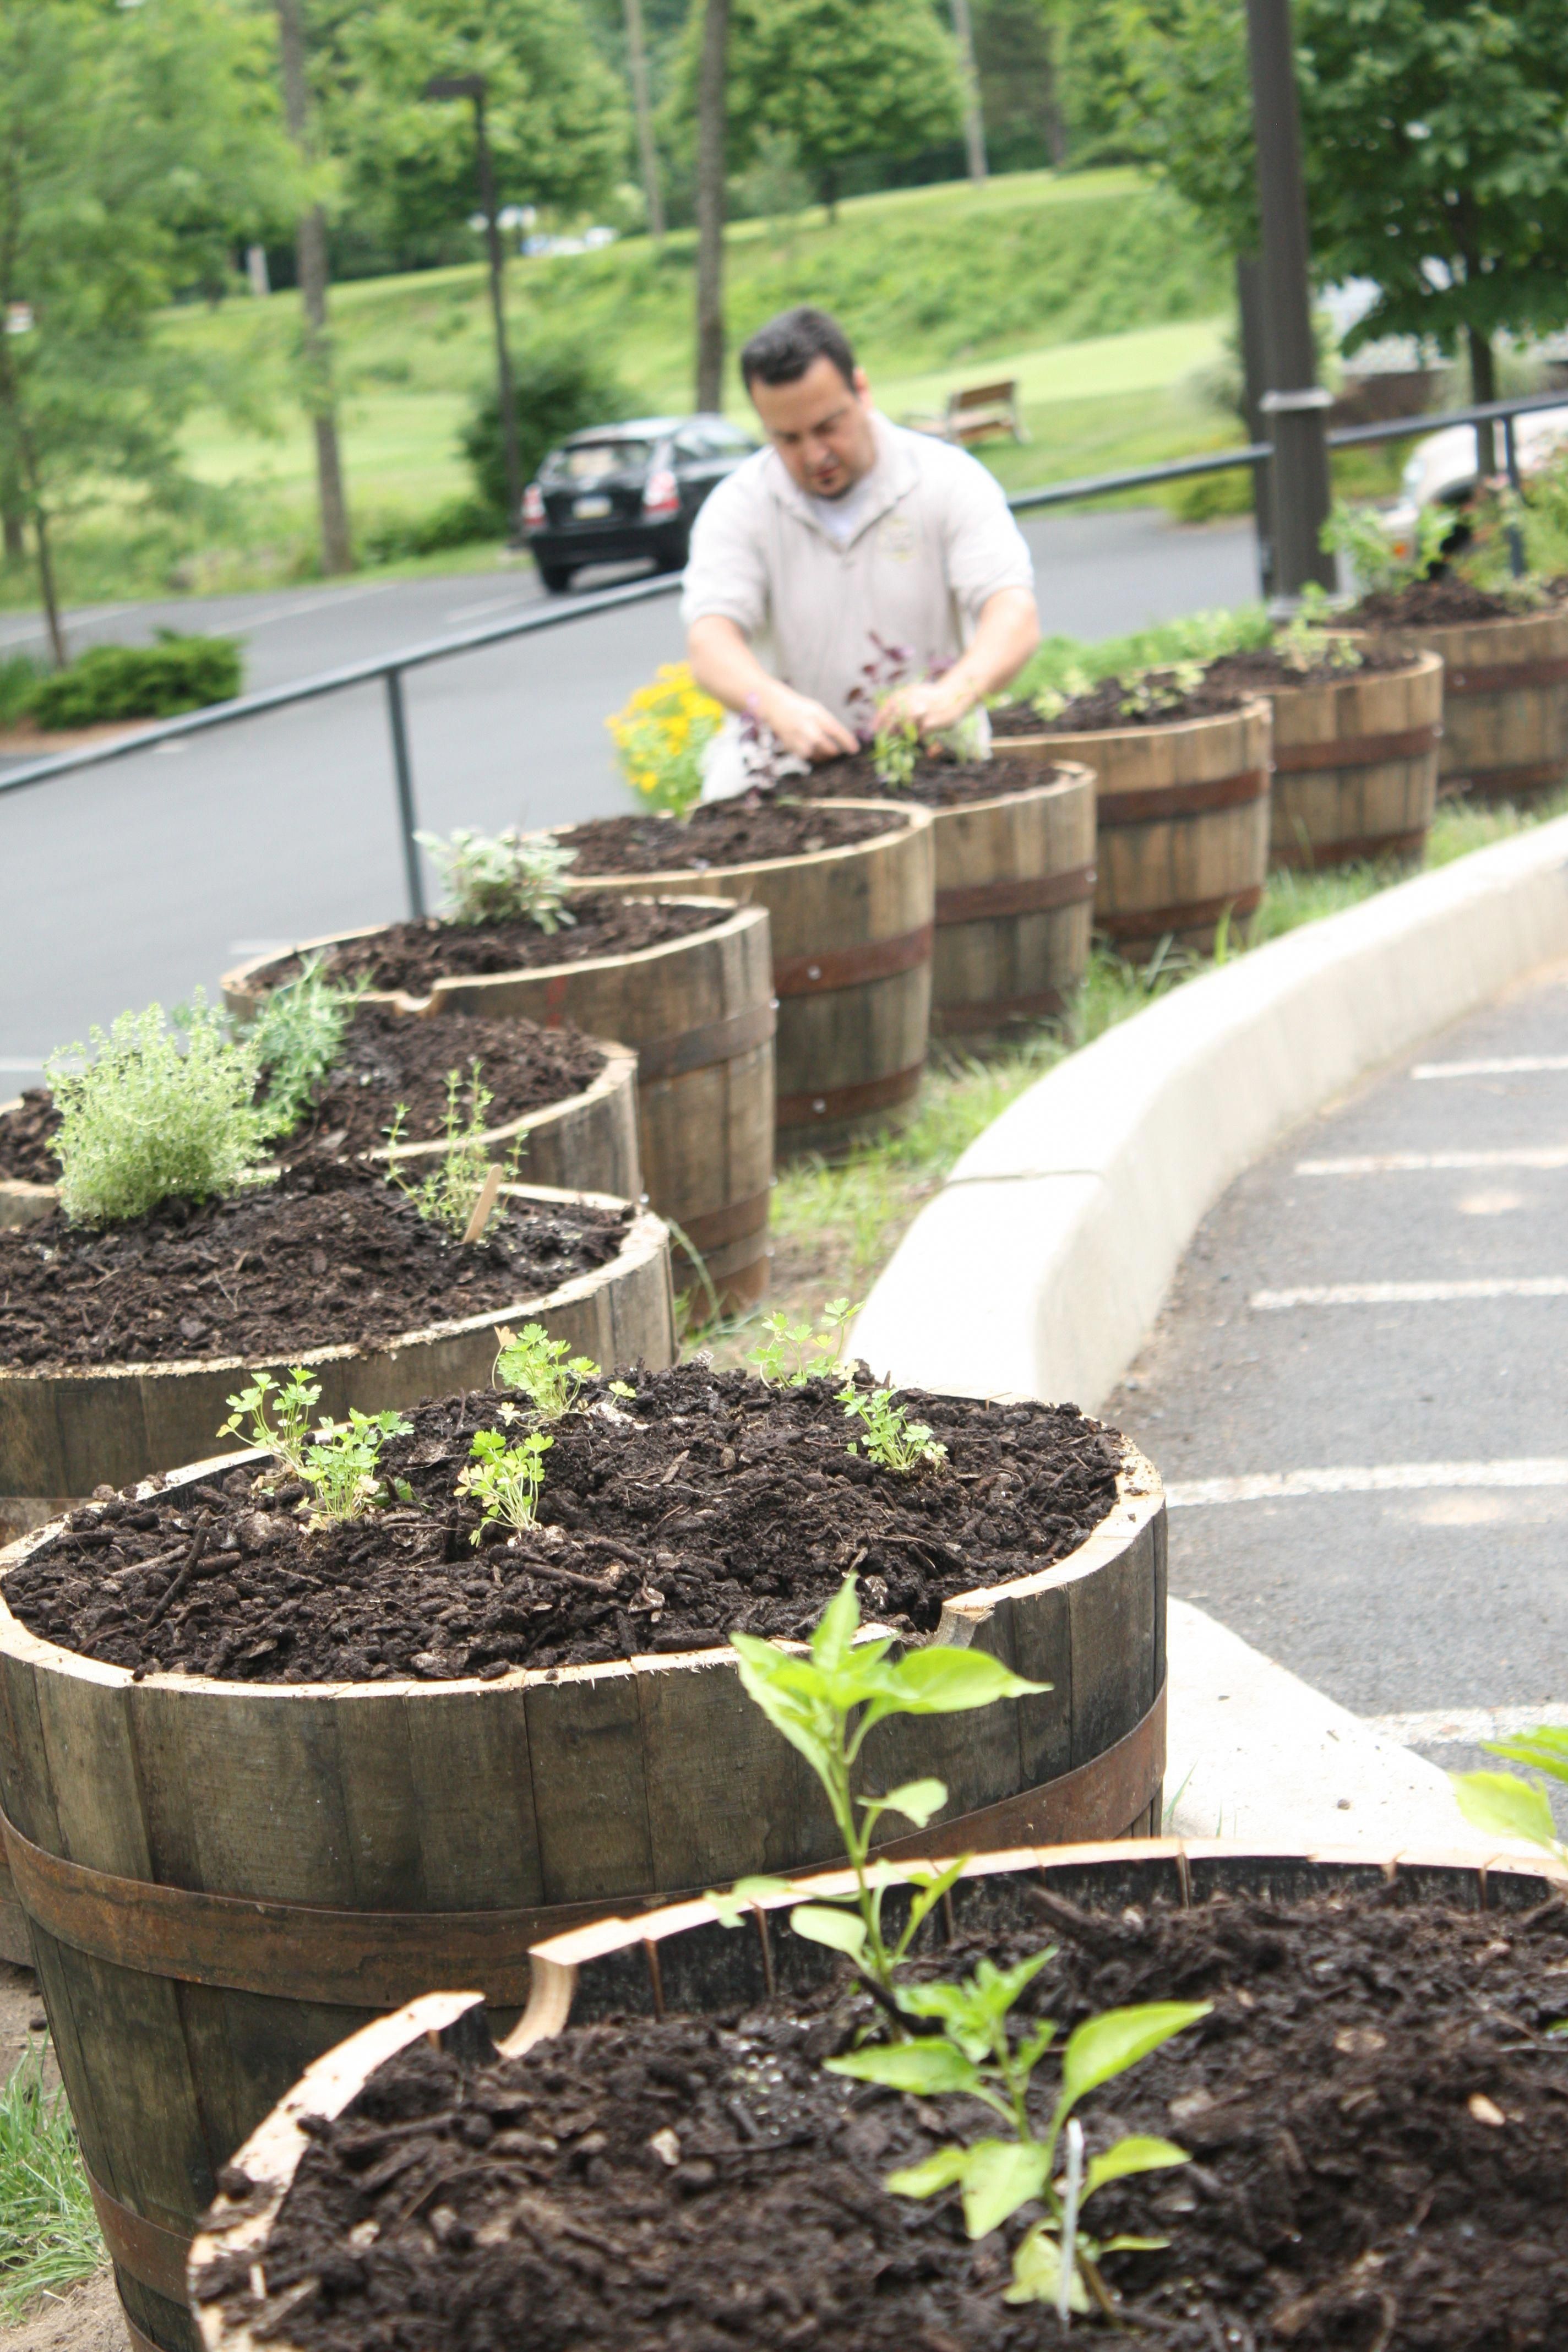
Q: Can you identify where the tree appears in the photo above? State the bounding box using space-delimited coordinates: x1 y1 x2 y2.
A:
694 0 729 410
972 0 1066 171
0 0 297 662
276 0 351 576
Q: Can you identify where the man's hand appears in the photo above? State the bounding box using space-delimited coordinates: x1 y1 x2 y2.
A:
878 671 979 741
754 679 859 761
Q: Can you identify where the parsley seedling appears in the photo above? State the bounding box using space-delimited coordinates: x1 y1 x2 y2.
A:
217 1366 320 1480
299 1409 412 1527
837 1379 946 1474
749 1298 857 1386
455 1427 553 1542
493 1323 600 1418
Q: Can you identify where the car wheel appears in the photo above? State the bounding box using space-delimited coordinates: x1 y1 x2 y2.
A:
536 560 575 593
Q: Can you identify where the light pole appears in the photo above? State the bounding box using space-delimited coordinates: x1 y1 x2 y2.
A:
1244 0 1333 603
423 72 523 542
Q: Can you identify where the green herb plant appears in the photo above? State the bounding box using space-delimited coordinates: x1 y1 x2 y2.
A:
46 996 273 1227
494 1323 600 1417
839 1968 1210 2322
749 1298 857 1386
455 1427 553 1542
1451 1727 1568 1873
415 826 579 932
1117 662 1204 722
299 1409 412 1527
1026 663 1092 725
247 956 364 1137
872 704 920 790
1275 610 1363 677
217 1366 321 1480
721 1574 1046 2000
387 1065 519 1238
1321 497 1454 599
838 1380 946 1474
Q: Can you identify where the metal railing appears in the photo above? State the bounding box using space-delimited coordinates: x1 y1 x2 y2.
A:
4 383 1566 916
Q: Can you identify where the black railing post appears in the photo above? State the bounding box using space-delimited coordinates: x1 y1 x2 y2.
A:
384 666 426 919
1502 415 1528 579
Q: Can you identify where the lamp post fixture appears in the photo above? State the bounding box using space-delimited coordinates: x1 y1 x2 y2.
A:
423 71 522 542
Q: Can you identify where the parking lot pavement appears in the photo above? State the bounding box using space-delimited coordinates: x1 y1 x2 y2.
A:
1103 956 1568 1828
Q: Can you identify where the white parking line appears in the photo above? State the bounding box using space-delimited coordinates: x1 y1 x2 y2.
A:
1166 1457 1568 1507
0 1058 43 1072
1298 1146 1568 1174
1364 1703 1568 1746
1251 1276 1568 1309
1413 1055 1568 1079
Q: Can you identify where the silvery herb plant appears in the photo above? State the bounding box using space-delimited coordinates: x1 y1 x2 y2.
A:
416 826 579 932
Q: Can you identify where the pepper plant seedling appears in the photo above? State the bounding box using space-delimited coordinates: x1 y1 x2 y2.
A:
719 1574 1047 2001
300 1409 413 1527
834 1964 1208 2324
493 1324 600 1418
456 1427 553 1542
749 1299 857 1386
217 1366 320 1482
837 1380 946 1474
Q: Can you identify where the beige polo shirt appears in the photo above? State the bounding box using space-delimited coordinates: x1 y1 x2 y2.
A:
682 410 1034 776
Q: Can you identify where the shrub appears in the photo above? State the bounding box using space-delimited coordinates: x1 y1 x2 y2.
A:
358 496 499 565
1166 464 1255 522
461 340 637 524
47 997 273 1227
29 633 241 729
0 653 41 729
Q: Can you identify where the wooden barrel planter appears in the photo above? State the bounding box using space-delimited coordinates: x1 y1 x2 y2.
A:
188 1837 1566 2352
558 804 937 1161
927 764 1096 1035
225 903 775 1316
1262 649 1444 868
0 1188 674 1541
1372 604 1568 806
1006 700 1272 960
0 1440 1164 2352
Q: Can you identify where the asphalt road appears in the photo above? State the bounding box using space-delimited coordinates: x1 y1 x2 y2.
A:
0 509 1257 1068
1103 955 1568 1815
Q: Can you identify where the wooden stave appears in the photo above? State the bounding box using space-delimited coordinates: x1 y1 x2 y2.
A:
222 901 776 1315
0 1189 674 1534
1360 606 1568 804
187 1831 1566 2352
1014 701 1272 960
555 805 937 1161
0 1442 1163 2352
1263 650 1444 869
923 764 1097 1037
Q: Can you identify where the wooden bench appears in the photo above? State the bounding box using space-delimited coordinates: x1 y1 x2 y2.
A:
905 378 1027 447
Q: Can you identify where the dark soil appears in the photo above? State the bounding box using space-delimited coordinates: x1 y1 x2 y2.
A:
251 897 730 1002
788 750 1068 808
0 1010 606 1185
557 800 900 875
0 1158 629 1374
993 672 1253 736
4 1367 1123 1683
1204 639 1420 692
1342 578 1561 629
200 1882 1568 2351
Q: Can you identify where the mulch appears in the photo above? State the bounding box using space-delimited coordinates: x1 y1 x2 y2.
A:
252 896 731 1001
993 674 1253 736
788 751 1069 808
556 801 900 875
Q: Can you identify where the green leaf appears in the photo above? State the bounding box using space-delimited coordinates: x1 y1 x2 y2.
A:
884 2146 968 2200
790 1904 869 1959
1096 2235 1170 2254
874 1777 948 1828
1483 1729 1568 1787
1058 2003 1212 2116
1083 2135 1191 2201
960 2139 1051 2239
824 2041 982 2095
703 1875 793 1929
1004 2223 1088 2311
884 1646 1050 1716
811 1573 862 1670
1451 1768 1560 1851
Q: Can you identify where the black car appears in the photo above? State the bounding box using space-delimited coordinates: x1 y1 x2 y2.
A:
521 414 759 592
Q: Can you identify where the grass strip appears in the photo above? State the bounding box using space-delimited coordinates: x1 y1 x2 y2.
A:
0 2042 102 2322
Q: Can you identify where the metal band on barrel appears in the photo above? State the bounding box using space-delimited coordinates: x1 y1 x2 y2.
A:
934 863 1097 925
1096 768 1270 825
772 924 933 997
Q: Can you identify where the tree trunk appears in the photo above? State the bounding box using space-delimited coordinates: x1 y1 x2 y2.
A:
949 0 988 183
0 352 64 661
30 497 66 668
819 165 839 224
1041 20 1067 168
2 493 22 565
275 0 352 575
694 0 729 412
623 0 665 245
1467 322 1498 478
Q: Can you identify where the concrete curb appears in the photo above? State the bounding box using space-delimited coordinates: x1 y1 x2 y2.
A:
854 812 1568 1408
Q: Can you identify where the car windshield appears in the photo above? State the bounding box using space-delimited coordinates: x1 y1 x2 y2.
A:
543 440 653 484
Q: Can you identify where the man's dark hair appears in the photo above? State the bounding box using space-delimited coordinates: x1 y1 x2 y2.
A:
739 306 857 392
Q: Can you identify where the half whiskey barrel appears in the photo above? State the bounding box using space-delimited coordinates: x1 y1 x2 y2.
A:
927 765 1097 1035
1008 700 1272 960
558 804 936 1160
0 1188 674 1539
1369 605 1568 805
1265 649 1444 868
0 1441 1165 2352
225 903 776 1315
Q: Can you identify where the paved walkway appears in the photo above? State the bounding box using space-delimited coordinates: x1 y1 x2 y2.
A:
1106 954 1568 1826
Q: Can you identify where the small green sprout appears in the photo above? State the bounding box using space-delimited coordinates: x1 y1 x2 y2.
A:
1116 662 1204 722
720 1575 1047 1999
387 1064 519 1238
415 826 579 932
749 1298 857 1386
837 1380 947 1475
455 1427 553 1542
608 1379 638 1401
836 1966 1209 2324
872 706 919 790
1452 1727 1568 1879
1275 608 1364 677
217 1366 320 1480
493 1323 600 1418
299 1409 413 1526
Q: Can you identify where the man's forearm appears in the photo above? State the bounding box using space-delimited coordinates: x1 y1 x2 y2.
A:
945 587 1041 705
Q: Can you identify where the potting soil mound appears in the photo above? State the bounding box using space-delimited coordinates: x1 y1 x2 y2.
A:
789 750 1069 808
0 1158 629 1373
995 672 1252 734
202 1883 1568 2351
1342 578 1560 629
556 800 897 874
5 1366 1123 1683
0 1010 606 1184
252 896 728 1000
1204 639 1421 691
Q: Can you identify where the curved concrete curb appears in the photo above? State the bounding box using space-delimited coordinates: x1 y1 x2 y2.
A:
854 812 1568 1409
